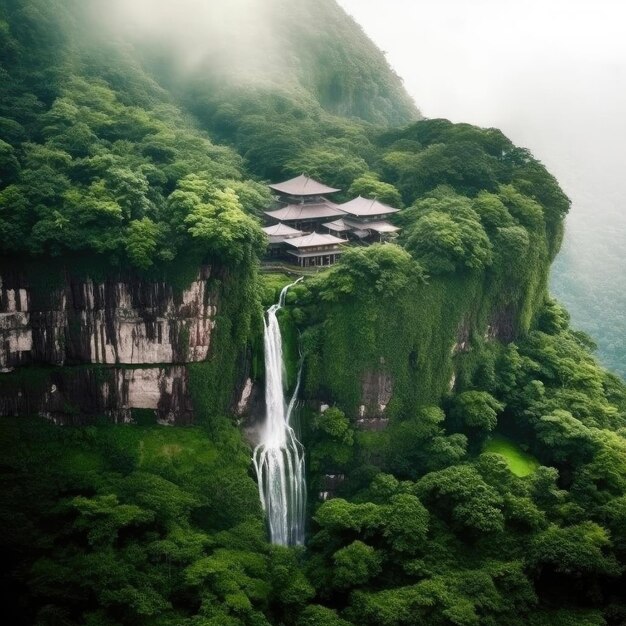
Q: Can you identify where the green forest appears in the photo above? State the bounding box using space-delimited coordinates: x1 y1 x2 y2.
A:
1 0 626 625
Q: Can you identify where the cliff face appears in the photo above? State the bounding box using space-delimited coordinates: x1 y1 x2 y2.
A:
1 267 215 369
0 259 538 427
0 263 253 425
0 365 192 426
303 271 543 421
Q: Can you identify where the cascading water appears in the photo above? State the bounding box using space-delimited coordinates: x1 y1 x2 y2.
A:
253 278 306 546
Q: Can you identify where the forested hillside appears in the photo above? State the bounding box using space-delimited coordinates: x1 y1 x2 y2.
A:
2 1 626 625
0 0 417 266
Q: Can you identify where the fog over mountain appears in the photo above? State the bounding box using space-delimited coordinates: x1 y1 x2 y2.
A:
338 0 626 377
99 0 282 77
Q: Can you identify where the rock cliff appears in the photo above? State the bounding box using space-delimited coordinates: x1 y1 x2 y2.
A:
0 262 253 425
1 266 215 369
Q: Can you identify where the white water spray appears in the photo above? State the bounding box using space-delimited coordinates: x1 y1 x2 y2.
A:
253 278 306 546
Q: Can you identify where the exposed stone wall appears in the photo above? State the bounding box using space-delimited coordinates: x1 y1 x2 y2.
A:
485 305 517 343
0 267 216 369
0 365 192 426
0 264 228 424
360 364 393 418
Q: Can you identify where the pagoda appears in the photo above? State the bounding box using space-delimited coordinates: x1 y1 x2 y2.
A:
262 223 304 257
260 174 401 267
324 196 400 241
264 174 346 231
282 232 346 268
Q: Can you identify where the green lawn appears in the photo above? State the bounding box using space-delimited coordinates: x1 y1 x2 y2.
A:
483 435 540 477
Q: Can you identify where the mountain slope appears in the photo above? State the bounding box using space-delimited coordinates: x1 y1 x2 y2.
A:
101 0 420 127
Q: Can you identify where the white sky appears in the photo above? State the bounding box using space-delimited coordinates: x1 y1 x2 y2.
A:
337 0 626 181
338 0 626 369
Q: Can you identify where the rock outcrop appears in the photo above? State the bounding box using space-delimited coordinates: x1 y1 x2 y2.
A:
359 366 393 419
0 365 192 426
0 264 234 424
1 266 215 369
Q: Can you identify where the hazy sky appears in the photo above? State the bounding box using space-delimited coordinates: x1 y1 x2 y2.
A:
337 0 626 372
337 0 625 178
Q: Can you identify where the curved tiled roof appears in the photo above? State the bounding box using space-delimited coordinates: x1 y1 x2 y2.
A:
337 196 399 217
262 223 303 236
362 221 400 233
269 174 341 196
264 202 346 221
323 218 352 232
284 232 347 249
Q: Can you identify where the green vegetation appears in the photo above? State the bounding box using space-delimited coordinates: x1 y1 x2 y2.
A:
2 0 626 624
484 435 540 477
296 309 626 625
0 0 268 270
0 418 304 626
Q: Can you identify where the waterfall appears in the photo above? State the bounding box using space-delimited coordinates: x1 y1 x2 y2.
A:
253 278 306 546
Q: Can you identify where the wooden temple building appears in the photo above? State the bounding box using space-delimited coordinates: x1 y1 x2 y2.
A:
324 196 400 241
262 174 401 267
264 174 345 231
282 232 346 268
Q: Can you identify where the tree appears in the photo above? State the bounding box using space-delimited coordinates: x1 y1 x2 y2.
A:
417 465 505 534
71 494 154 546
332 541 382 589
285 146 368 190
0 139 20 183
125 217 162 269
314 499 384 535
310 407 355 471
404 211 493 274
498 185 544 232
449 391 504 433
267 546 315 613
183 181 265 264
472 191 515 233
348 173 403 208
387 406 467 478
297 605 352 626
313 244 424 303
529 522 621 577
384 140 500 199
382 494 429 554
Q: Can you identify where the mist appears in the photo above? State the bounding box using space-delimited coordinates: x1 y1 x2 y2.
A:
338 0 626 376
96 0 284 79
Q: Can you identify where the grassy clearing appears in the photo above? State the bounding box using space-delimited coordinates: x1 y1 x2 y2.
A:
136 427 225 468
484 434 540 477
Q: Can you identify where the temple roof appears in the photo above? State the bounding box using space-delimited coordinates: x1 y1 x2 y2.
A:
337 196 399 217
323 218 352 233
262 223 304 237
263 223 305 244
360 221 400 234
287 249 345 259
284 232 346 249
265 202 346 222
269 174 341 197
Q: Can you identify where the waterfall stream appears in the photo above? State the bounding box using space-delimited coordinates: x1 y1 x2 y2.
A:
252 278 306 546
